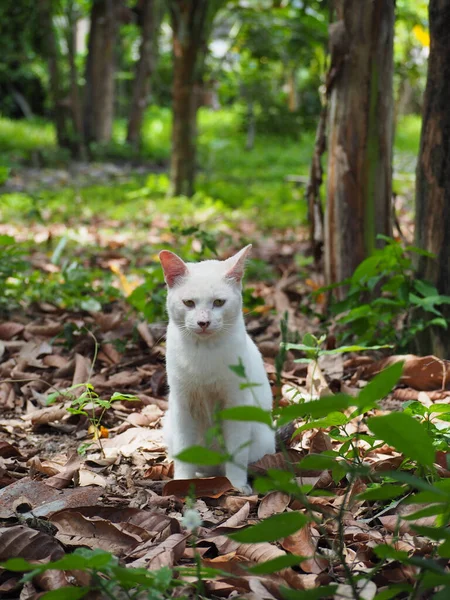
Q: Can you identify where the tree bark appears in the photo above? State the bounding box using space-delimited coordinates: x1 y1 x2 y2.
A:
325 0 394 293
66 0 87 159
84 0 119 144
37 0 72 150
414 0 450 358
126 0 162 147
169 0 224 197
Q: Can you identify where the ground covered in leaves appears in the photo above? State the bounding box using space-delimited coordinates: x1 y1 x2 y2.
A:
1 165 450 599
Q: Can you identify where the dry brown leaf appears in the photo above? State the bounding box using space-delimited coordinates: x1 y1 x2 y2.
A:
137 321 155 348
25 404 70 430
250 450 304 475
309 430 332 454
46 452 82 489
163 476 233 499
306 360 332 398
72 353 91 386
335 579 377 600
127 404 163 427
0 322 25 340
98 343 122 365
359 354 450 391
218 494 259 513
50 514 141 555
143 462 173 480
0 525 64 562
0 441 22 458
0 477 102 519
101 427 164 455
281 523 328 574
257 491 290 519
129 533 187 569
0 383 15 408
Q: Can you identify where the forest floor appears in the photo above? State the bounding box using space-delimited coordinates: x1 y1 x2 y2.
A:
2 111 449 599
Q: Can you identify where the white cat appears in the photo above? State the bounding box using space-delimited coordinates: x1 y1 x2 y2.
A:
159 245 275 494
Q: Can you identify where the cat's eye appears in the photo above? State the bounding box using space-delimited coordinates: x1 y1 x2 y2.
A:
213 299 226 307
183 299 195 308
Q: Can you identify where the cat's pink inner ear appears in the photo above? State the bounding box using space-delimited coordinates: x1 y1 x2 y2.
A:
225 244 252 283
159 250 188 287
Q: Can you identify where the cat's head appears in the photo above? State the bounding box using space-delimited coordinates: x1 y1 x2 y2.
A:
159 245 252 339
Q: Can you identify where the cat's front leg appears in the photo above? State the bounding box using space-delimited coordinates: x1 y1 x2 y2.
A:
222 419 252 494
165 393 199 480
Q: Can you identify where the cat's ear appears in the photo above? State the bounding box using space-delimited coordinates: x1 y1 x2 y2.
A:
159 250 189 288
225 244 252 284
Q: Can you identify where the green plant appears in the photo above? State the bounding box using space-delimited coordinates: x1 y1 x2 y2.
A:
324 237 450 350
48 366 139 456
175 355 450 599
1 548 178 599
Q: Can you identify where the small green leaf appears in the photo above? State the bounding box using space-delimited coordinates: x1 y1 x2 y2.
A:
357 484 406 501
42 588 90 600
219 406 273 427
176 446 228 466
228 511 308 543
229 360 246 378
247 554 306 574
281 585 338 600
367 412 435 467
402 504 446 520
0 558 37 572
373 584 413 600
374 544 409 561
295 412 348 433
276 394 354 427
381 471 446 494
298 454 339 471
357 361 404 409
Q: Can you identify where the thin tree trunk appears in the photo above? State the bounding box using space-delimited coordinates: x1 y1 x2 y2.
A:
127 0 162 146
325 0 394 293
84 0 119 144
169 0 224 197
66 1 86 159
414 0 450 358
37 0 71 150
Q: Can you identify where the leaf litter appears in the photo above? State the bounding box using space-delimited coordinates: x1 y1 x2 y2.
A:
0 226 449 598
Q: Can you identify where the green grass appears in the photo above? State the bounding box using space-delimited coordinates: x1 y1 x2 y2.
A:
0 108 421 230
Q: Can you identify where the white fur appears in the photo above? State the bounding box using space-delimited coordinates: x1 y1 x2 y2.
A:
160 245 275 493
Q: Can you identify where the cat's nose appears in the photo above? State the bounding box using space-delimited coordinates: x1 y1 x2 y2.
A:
197 320 211 330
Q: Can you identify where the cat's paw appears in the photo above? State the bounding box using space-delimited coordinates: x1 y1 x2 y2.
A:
232 482 253 495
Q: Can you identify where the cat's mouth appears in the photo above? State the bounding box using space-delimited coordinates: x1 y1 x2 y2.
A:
194 329 215 337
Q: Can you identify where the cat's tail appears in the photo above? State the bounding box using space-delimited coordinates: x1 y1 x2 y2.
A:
275 422 295 452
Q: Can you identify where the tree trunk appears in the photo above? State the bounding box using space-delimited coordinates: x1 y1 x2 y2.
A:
37 0 71 150
66 0 87 159
414 0 450 358
169 0 224 197
126 0 162 147
325 0 394 293
84 0 119 144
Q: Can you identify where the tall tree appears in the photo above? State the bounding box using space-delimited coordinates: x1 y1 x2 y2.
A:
37 0 72 150
168 0 225 197
127 0 163 147
324 0 394 292
84 0 119 144
414 0 450 358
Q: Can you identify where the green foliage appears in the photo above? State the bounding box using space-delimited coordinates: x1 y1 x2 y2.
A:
49 379 139 455
176 359 450 597
1 548 178 599
324 237 450 350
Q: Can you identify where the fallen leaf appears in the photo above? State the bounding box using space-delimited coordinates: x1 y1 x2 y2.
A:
281 523 328 574
163 476 233 499
258 492 290 519
0 525 64 562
